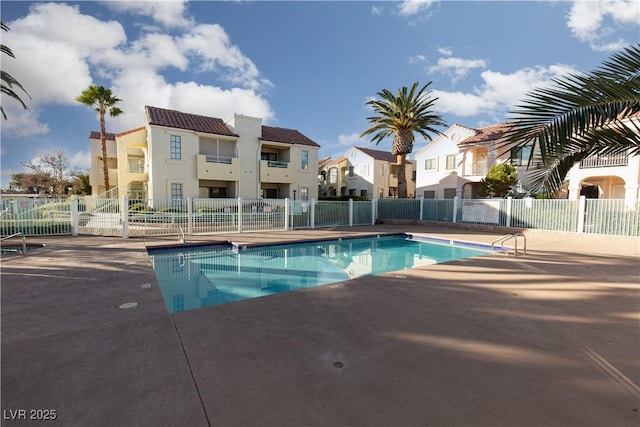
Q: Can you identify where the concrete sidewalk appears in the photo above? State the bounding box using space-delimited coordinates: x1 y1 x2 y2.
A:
1 225 639 426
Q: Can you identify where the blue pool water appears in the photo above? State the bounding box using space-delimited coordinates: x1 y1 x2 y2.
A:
147 234 491 313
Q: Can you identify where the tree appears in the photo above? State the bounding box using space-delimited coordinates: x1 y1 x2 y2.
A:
360 82 446 198
16 149 78 196
480 163 519 198
1 21 30 120
502 44 640 196
71 172 91 196
76 85 123 192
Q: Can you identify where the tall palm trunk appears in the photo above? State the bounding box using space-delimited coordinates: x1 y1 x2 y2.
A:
99 106 109 192
392 129 413 198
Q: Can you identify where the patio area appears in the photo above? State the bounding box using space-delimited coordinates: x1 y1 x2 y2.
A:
1 225 639 426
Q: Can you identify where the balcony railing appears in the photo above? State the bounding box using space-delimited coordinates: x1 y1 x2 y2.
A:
205 155 233 164
267 160 289 168
127 158 145 173
579 153 628 168
463 160 488 176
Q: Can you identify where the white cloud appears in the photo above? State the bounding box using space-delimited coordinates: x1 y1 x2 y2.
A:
169 82 274 123
70 150 91 171
437 47 452 56
0 105 49 137
397 0 436 17
429 56 487 83
567 0 640 51
433 65 576 118
337 133 363 146
179 24 272 92
371 6 383 16
102 0 191 28
1 1 275 137
409 54 428 64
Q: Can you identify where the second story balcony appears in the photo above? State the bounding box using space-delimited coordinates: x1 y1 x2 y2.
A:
463 160 488 177
580 152 629 168
197 154 240 181
260 160 293 183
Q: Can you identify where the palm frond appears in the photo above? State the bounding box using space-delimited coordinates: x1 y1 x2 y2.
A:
503 43 640 160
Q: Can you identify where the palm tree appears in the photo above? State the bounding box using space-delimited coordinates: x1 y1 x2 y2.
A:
76 85 123 192
360 81 446 198
503 43 640 196
1 21 30 120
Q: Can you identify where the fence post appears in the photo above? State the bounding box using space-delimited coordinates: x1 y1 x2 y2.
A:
187 197 193 235
371 198 378 225
310 199 316 229
70 195 79 236
237 197 243 233
284 198 290 230
349 198 354 227
577 195 586 233
505 196 512 228
452 196 459 223
418 196 424 221
121 195 129 238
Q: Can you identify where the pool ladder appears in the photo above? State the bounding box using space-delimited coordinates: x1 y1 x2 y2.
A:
492 233 526 257
1 232 28 256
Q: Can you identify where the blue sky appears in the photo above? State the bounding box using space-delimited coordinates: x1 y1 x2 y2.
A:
1 0 639 188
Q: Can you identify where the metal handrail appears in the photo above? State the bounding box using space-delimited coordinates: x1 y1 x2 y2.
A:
492 233 526 257
1 232 27 256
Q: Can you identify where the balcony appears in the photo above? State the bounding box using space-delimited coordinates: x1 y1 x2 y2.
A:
260 160 293 183
463 160 488 176
127 158 145 173
580 153 629 168
197 154 239 180
125 157 148 181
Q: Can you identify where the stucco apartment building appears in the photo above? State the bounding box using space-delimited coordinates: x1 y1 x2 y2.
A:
320 146 416 199
89 106 320 201
415 120 640 200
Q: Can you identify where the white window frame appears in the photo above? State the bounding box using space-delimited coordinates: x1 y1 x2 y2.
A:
170 135 182 160
425 158 437 171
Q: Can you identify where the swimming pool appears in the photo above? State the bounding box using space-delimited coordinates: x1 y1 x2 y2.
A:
147 234 491 313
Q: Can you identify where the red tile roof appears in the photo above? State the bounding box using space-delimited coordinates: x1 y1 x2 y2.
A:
145 106 237 137
89 131 116 141
458 123 514 145
354 146 397 162
117 127 146 137
261 126 320 147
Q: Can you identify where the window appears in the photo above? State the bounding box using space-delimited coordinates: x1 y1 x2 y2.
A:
446 154 457 170
171 183 183 200
328 168 338 184
349 189 356 196
170 135 181 160
261 152 277 161
425 158 437 171
301 150 309 170
444 188 457 199
300 187 308 201
379 164 385 177
361 165 369 176
423 190 436 199
348 166 354 177
360 189 368 198
510 146 532 166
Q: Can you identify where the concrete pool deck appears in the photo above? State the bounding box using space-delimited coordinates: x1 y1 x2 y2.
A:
1 225 639 426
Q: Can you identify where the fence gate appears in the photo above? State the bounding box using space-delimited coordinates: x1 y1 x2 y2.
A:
78 197 123 237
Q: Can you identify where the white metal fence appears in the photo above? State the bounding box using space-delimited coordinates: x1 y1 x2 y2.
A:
1 195 638 238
